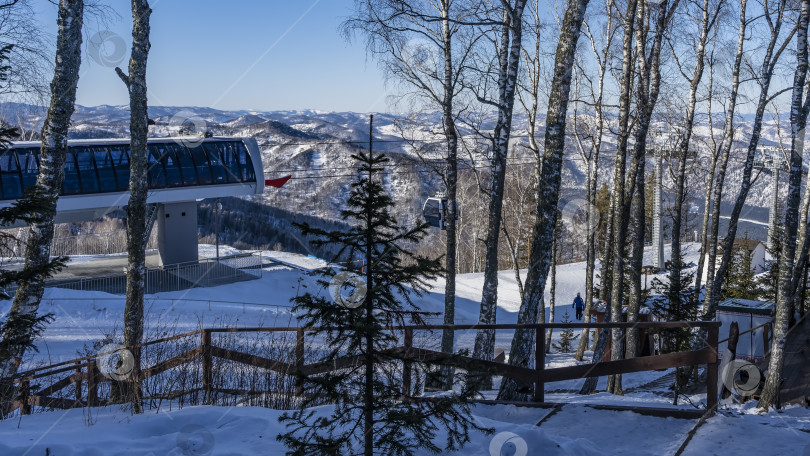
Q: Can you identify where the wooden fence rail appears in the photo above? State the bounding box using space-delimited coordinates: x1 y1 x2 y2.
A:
5 321 720 417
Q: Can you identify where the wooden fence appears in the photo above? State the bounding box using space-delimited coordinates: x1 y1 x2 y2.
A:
6 321 720 417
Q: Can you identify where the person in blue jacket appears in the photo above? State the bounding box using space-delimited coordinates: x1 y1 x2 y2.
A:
572 292 584 320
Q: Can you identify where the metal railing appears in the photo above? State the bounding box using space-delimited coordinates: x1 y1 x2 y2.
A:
1 229 159 258
5 252 263 296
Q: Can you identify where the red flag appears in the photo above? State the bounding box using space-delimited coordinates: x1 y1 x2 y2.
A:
265 175 291 188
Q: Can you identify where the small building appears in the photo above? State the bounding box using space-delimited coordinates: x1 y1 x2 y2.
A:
716 298 773 363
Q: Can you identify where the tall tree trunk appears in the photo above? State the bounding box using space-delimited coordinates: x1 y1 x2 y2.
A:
605 0 639 395
575 156 598 361
670 0 714 301
627 162 645 359
440 2 459 391
580 304 612 394
625 0 675 360
114 0 151 412
545 232 557 354
574 8 615 361
693 92 720 306
471 1 529 389
497 0 590 401
704 0 748 316
706 0 789 321
759 0 810 409
0 0 83 409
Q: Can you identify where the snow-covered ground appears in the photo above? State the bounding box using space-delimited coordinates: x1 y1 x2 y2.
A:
2 243 809 455
3 399 809 455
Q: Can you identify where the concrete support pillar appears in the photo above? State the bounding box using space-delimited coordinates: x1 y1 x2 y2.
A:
767 162 780 253
157 200 198 266
652 150 665 270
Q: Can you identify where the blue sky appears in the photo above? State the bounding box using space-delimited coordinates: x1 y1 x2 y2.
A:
35 0 390 112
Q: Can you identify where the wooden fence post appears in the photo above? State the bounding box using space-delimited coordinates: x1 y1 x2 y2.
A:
534 325 545 403
19 378 30 415
201 330 212 403
74 360 82 404
295 328 305 396
87 360 98 407
706 324 718 414
403 327 413 397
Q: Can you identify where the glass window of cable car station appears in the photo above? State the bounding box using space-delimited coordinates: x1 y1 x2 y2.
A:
0 140 256 200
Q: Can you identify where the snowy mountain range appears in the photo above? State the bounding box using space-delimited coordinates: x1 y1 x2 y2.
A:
0 102 786 241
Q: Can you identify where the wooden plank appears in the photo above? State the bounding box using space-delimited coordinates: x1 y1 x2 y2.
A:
295 328 304 396
414 398 705 419
586 404 705 420
541 349 715 383
706 326 718 413
87 361 98 407
535 329 544 402
35 372 85 397
209 346 295 374
299 354 366 376
391 322 721 331
141 347 202 379
202 330 212 400
27 395 85 410
386 347 537 384
20 362 94 382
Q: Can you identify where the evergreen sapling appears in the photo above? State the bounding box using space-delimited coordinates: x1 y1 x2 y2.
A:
552 311 579 353
278 124 489 455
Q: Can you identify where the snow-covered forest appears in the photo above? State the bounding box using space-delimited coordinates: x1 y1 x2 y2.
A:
0 0 810 454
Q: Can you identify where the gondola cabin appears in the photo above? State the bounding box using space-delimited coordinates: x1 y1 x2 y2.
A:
423 195 449 229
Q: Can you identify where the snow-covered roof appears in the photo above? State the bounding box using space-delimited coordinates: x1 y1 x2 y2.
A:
717 298 774 315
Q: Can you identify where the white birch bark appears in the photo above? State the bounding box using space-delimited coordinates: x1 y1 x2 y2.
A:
497 0 590 401
0 0 83 407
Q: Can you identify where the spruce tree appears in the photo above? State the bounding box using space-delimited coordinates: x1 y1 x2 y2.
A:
552 311 579 353
278 119 488 455
650 249 698 403
723 237 759 301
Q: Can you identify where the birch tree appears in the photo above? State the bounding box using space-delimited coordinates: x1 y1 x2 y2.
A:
695 0 750 310
668 0 722 309
625 0 679 359
705 0 793 321
604 0 639 396
114 0 151 411
0 0 83 408
498 0 590 401
571 0 618 361
469 0 529 387
759 0 810 410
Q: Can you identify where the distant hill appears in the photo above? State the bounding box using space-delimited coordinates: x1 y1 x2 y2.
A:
0 102 783 243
